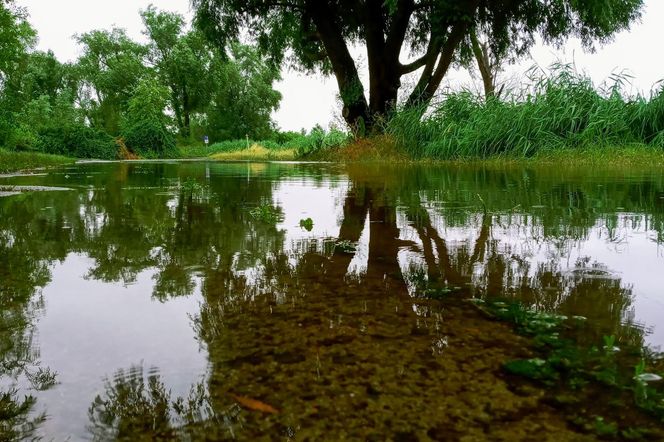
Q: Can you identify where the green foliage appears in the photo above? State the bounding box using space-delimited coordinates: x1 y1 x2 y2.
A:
121 78 176 157
141 6 210 139
122 121 176 158
288 126 350 157
75 28 150 135
0 2 36 78
0 5 282 159
388 66 664 159
206 44 281 141
299 218 314 231
36 126 117 159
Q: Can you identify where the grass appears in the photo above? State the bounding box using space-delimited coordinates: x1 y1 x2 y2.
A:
210 144 296 161
0 148 74 174
386 65 664 161
179 126 350 161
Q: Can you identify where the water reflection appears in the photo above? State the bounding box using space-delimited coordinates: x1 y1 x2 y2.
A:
0 162 663 438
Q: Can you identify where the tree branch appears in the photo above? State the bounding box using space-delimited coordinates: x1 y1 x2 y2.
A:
385 0 415 60
399 52 430 74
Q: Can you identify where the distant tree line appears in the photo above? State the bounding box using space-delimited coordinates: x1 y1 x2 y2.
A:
0 2 282 159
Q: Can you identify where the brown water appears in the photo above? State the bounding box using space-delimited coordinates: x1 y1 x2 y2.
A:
1 161 663 440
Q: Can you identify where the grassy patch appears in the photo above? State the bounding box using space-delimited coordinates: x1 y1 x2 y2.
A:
210 144 296 161
0 148 74 174
302 135 409 162
179 127 350 160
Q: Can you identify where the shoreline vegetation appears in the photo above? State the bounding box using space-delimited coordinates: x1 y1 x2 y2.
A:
3 69 664 172
0 148 75 174
4 141 664 175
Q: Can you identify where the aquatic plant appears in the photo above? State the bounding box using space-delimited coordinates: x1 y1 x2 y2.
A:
249 204 284 224
299 218 314 231
25 367 58 391
332 239 357 254
472 298 664 430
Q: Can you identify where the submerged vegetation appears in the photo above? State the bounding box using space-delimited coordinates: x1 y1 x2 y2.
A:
469 298 664 437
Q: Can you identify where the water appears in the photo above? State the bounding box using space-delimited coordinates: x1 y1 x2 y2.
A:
1 161 664 439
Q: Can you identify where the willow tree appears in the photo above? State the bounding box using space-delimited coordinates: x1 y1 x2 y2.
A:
193 0 642 132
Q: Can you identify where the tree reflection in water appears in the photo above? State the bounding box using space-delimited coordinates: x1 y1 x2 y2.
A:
0 162 663 437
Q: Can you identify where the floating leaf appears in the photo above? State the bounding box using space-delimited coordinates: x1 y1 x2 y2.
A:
635 373 663 383
299 217 314 231
230 394 279 414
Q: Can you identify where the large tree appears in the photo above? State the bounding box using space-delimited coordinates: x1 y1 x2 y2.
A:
192 0 643 133
141 6 212 138
0 0 35 80
75 28 150 134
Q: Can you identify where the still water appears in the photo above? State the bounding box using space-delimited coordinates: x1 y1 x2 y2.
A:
1 161 663 440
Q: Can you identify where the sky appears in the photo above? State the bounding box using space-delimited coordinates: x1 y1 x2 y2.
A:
17 0 664 132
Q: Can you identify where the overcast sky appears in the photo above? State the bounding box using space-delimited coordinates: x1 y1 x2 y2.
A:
17 0 664 132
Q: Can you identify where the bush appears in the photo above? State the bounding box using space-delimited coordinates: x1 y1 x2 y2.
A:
122 119 176 157
36 125 117 159
289 126 349 157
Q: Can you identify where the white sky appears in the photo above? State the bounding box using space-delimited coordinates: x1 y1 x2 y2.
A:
17 0 664 132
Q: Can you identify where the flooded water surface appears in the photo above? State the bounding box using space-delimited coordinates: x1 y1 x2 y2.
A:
1 161 664 440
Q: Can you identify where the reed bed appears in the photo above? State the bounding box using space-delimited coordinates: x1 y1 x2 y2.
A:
387 67 664 159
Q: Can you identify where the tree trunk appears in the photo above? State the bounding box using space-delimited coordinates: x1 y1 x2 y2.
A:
182 86 191 138
470 32 495 100
308 0 371 134
405 23 468 110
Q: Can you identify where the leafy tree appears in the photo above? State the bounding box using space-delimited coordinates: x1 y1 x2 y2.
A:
0 1 36 146
141 6 212 138
0 1 35 80
193 0 644 132
0 50 84 150
206 44 281 141
121 77 176 156
141 6 281 142
75 28 150 135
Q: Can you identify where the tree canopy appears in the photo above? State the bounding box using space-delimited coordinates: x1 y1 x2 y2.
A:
0 4 283 158
193 0 644 132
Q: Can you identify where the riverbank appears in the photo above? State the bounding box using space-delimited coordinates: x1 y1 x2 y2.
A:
0 149 75 174
189 136 664 169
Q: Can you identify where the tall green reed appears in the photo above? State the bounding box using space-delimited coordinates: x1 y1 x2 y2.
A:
387 65 664 159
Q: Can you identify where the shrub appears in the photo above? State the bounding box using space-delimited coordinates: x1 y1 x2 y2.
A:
122 119 176 157
290 126 349 157
36 125 117 159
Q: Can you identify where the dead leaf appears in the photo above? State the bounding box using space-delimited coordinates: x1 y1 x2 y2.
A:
230 394 279 414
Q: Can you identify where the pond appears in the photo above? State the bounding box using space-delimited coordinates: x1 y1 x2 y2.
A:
1 161 664 440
